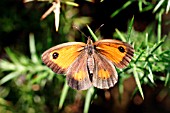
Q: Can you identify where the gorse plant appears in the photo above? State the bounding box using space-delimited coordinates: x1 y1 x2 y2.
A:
0 0 170 113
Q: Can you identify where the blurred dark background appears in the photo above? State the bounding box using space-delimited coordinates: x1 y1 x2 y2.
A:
0 0 170 113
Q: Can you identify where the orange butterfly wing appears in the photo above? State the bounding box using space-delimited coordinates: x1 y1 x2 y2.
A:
42 42 86 74
94 39 134 68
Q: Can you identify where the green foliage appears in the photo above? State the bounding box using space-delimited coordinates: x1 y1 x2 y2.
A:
0 0 170 113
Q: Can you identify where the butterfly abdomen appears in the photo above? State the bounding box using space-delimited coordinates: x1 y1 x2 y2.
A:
87 55 94 75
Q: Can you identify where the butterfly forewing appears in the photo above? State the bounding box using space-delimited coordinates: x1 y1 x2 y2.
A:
94 39 134 68
42 42 86 74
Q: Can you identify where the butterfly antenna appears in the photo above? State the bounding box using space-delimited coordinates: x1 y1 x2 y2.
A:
72 25 88 39
95 24 104 34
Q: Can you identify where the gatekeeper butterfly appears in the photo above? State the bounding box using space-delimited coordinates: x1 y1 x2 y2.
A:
42 37 134 90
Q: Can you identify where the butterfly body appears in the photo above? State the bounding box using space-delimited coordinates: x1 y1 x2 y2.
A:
42 38 134 90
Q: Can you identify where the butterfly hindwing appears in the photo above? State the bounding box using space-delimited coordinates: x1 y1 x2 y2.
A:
66 51 92 90
92 52 118 89
94 39 134 68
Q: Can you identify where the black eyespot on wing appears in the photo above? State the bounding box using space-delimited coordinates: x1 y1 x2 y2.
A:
118 46 125 53
52 52 59 59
